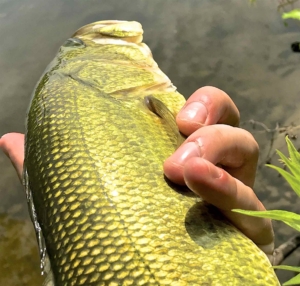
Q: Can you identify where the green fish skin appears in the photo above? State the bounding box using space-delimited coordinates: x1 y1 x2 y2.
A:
24 20 280 286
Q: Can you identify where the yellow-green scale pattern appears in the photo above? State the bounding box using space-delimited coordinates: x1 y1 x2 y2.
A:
25 21 280 285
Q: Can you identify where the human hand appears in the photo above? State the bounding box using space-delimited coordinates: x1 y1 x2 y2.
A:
164 86 274 260
0 133 24 181
0 87 274 260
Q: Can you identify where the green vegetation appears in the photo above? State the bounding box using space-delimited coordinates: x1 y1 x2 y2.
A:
242 2 300 283
234 137 300 285
282 9 300 21
250 0 300 22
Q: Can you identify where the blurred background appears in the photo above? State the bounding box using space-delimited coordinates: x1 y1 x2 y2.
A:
0 0 300 284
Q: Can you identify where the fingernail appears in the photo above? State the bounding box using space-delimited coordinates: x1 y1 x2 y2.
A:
178 102 207 124
169 142 201 165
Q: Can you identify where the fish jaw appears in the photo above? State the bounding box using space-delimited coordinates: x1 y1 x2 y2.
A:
73 20 143 44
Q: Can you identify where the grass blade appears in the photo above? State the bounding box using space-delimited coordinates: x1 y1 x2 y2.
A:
273 265 300 272
232 209 300 232
283 273 300 286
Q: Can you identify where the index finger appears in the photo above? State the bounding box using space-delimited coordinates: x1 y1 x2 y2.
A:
177 86 240 136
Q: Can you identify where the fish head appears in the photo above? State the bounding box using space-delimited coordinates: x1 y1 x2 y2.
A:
57 20 151 66
46 20 185 120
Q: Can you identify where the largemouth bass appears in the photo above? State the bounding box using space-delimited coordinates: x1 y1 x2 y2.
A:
24 20 279 285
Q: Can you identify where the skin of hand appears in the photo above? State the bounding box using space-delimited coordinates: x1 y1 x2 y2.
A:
163 86 274 261
0 86 274 261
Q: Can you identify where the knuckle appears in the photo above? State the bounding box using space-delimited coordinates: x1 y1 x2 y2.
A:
240 128 259 155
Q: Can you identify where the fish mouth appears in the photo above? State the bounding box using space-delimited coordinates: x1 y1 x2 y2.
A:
72 20 143 44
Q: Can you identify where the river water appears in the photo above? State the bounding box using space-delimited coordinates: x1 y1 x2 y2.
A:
0 0 300 284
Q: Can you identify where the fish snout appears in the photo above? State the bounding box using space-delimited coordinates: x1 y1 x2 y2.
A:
72 20 143 43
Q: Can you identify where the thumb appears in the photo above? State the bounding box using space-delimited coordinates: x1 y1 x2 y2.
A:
0 133 25 181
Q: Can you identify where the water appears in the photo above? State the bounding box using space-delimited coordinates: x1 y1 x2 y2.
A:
0 0 300 284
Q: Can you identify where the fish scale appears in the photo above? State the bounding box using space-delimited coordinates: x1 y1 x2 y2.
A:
24 20 280 285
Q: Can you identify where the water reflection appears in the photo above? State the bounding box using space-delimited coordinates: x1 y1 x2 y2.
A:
0 0 300 284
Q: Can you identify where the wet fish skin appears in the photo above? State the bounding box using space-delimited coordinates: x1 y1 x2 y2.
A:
24 20 280 285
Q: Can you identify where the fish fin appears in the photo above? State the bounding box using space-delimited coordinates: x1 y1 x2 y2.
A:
144 95 186 147
42 253 55 286
23 167 47 275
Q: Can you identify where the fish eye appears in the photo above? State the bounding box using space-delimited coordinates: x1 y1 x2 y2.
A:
63 38 86 48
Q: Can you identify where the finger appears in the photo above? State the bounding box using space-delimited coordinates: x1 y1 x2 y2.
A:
183 157 274 251
177 86 240 136
164 125 258 187
0 133 25 181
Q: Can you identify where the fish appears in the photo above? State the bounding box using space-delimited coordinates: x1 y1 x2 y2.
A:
24 20 280 285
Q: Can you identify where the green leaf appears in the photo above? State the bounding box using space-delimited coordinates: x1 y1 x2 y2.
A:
276 149 300 179
286 136 300 164
273 265 300 272
238 136 300 285
266 164 300 197
283 273 300 286
232 209 300 232
282 9 300 21
265 136 300 197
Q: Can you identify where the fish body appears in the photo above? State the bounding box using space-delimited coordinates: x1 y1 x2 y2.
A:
24 21 279 285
